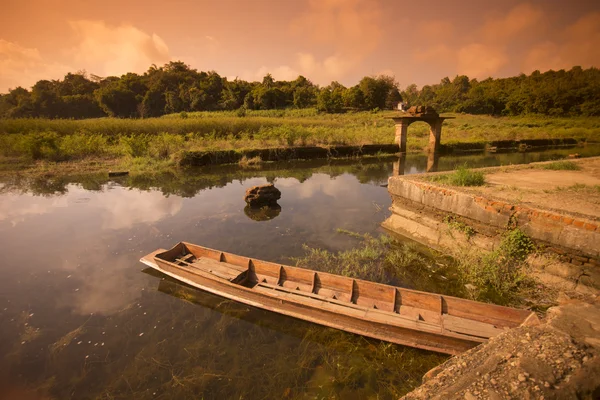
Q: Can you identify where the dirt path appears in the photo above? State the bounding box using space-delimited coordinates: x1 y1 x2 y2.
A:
467 158 600 219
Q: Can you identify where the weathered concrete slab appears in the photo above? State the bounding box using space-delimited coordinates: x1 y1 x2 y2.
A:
402 299 600 400
383 157 600 290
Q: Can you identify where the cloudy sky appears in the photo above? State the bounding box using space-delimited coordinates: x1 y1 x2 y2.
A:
1 0 599 91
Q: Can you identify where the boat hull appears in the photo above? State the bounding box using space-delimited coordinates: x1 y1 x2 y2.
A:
140 245 533 355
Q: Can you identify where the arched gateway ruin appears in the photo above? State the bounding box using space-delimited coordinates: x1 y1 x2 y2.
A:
390 106 454 153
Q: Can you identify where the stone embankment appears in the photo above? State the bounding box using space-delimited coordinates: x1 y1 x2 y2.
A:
401 297 600 399
383 157 600 292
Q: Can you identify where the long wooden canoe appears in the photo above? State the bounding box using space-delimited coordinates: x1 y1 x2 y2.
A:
141 242 538 355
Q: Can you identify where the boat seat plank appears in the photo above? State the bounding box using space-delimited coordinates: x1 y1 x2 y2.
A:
255 283 440 327
314 287 351 302
442 314 507 338
254 284 444 334
281 280 313 292
176 256 247 282
400 305 442 324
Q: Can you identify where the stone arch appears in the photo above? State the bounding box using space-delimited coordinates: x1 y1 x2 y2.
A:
390 113 452 153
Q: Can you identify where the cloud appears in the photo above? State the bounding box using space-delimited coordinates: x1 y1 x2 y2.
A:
0 20 172 90
417 20 455 42
413 44 454 63
522 12 600 73
68 20 171 77
481 3 544 43
410 42 509 82
253 65 300 81
457 43 509 79
0 39 70 91
0 192 68 226
289 0 383 84
98 188 182 230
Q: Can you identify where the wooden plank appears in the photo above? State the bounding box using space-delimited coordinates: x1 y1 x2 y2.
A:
314 273 352 301
221 252 250 268
442 297 531 328
354 280 395 312
183 243 221 260
279 267 314 292
145 252 485 354
398 290 442 314
254 284 443 335
143 242 536 353
176 257 246 281
443 314 507 338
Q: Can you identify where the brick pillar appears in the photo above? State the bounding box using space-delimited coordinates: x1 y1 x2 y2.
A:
428 119 443 152
394 121 408 153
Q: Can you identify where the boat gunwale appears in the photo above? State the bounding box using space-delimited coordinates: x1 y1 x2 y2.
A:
162 241 534 327
142 252 482 355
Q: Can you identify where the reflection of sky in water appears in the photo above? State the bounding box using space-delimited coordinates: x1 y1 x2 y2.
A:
0 173 390 319
2 147 600 398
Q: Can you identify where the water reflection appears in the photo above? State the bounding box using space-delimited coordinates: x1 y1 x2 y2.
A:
244 204 282 221
1 145 600 399
426 151 440 173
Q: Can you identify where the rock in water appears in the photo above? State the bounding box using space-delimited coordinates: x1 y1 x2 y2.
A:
244 184 281 207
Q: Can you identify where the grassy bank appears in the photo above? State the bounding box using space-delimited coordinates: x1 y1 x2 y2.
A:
1 111 598 173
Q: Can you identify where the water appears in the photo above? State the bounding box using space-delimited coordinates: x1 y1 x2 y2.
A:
0 146 598 399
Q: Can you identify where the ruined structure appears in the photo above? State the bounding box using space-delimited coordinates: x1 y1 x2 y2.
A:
390 106 454 153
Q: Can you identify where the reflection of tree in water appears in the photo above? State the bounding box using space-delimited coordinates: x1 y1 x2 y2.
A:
3 146 589 197
244 204 281 221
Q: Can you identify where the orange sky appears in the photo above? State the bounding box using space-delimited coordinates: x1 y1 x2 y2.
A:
1 0 599 91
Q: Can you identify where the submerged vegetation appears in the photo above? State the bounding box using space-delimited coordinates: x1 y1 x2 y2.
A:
295 231 464 296
296 229 546 307
428 164 486 186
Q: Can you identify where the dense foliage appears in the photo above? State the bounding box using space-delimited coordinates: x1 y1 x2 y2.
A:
0 61 598 119
401 67 600 117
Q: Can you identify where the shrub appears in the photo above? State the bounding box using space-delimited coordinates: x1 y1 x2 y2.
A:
19 131 61 160
119 135 151 157
60 133 110 159
149 133 185 159
429 164 485 186
456 228 535 301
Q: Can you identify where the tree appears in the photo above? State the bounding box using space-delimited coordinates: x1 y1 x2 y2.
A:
94 81 139 117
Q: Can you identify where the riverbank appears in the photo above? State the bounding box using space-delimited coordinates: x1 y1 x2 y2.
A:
384 157 600 293
384 158 600 398
0 112 598 171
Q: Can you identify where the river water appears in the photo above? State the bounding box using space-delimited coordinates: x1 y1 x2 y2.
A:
1 145 598 399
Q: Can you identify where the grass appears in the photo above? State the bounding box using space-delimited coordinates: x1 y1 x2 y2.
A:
1 112 598 173
295 229 548 307
555 183 600 194
443 215 476 239
428 164 486 186
540 160 581 170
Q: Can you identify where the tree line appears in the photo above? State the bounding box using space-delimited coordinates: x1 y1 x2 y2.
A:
0 61 598 119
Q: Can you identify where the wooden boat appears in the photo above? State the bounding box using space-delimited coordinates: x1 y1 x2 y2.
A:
141 242 538 355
